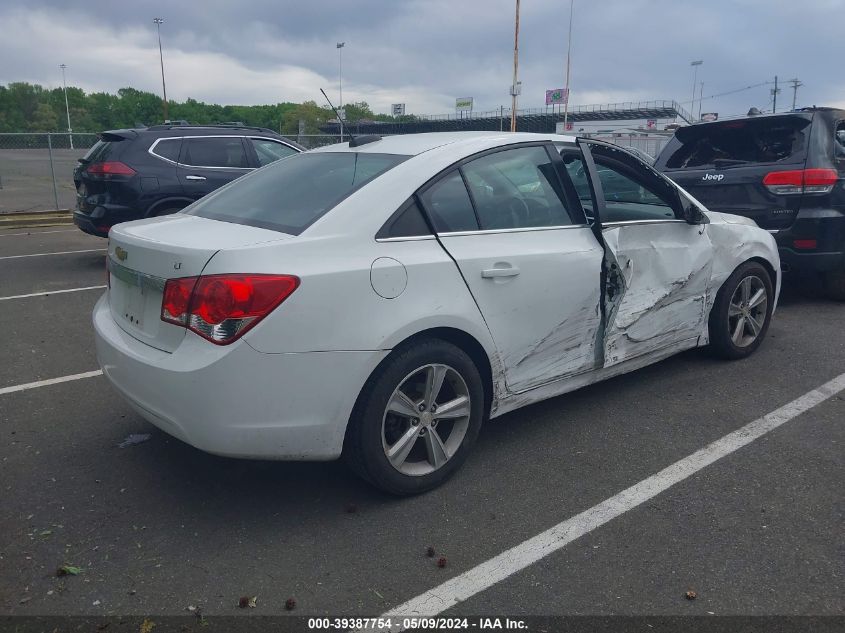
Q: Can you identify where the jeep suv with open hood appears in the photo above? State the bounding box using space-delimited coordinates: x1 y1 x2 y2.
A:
654 108 845 299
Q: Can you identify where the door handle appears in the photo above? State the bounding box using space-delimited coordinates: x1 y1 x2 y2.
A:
481 266 520 278
184 175 206 181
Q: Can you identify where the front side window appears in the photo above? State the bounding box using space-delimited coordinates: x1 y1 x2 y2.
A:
185 152 408 235
251 138 299 166
592 157 677 222
461 146 573 230
180 137 249 168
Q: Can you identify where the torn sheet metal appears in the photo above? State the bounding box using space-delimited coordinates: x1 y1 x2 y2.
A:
600 222 713 367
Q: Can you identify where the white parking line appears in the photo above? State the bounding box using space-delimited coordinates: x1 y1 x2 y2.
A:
0 248 106 260
0 370 103 396
0 229 78 237
379 372 845 627
0 285 106 301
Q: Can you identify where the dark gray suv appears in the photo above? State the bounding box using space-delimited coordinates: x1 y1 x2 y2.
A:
73 124 302 237
655 107 845 300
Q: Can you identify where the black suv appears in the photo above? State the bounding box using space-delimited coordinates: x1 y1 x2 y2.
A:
73 125 303 237
655 107 845 299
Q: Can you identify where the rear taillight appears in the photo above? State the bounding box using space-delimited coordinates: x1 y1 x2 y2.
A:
86 161 136 177
763 168 837 195
793 239 818 250
161 274 299 345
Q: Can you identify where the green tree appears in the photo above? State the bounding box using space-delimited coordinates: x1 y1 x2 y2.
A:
281 100 331 135
29 103 59 131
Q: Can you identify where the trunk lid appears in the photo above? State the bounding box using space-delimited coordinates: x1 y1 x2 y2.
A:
656 114 813 230
107 214 289 352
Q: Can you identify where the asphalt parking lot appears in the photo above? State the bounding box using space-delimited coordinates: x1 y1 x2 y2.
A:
1 226 843 623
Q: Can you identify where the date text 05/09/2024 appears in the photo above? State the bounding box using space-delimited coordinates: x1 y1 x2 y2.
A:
307 617 528 630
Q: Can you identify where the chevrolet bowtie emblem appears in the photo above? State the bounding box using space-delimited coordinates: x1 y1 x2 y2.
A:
115 247 128 262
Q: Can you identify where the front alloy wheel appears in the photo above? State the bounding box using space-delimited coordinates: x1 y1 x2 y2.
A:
709 261 774 360
727 275 768 348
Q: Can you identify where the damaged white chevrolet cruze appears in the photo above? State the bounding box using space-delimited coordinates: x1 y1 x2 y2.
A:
94 132 780 495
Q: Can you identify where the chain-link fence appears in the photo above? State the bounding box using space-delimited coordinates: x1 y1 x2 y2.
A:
0 133 98 213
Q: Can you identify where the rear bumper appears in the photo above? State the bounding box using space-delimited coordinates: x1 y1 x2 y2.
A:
778 248 845 274
772 208 845 274
93 294 388 460
74 203 141 237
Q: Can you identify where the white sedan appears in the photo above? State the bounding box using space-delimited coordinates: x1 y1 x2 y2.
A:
94 132 780 495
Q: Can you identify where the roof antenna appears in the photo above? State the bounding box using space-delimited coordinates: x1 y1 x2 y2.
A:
320 88 350 142
319 88 381 148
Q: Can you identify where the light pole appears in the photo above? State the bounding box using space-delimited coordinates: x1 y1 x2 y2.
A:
689 60 703 122
337 42 345 140
698 81 704 121
562 0 574 131
510 0 520 132
153 17 169 122
59 64 73 149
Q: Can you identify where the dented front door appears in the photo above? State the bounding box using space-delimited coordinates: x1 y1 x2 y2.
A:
577 141 714 367
601 222 712 366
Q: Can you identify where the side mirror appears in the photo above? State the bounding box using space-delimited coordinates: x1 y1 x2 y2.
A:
683 203 709 225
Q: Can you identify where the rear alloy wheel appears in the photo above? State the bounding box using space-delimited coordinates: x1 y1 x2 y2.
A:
822 269 845 301
709 262 774 359
345 340 484 495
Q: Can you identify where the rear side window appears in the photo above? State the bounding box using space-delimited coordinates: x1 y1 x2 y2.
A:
377 199 432 239
180 137 249 168
185 152 409 235
250 138 298 166
419 171 479 232
150 138 181 162
835 121 845 160
661 116 812 169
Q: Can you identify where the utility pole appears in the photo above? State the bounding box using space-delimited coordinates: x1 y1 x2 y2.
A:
337 42 345 141
59 64 73 150
788 78 803 110
510 0 521 132
153 18 169 122
771 75 780 113
562 0 574 131
689 60 703 121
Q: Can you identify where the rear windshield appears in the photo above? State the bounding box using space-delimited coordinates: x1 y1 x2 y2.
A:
660 115 811 169
80 139 119 164
184 152 409 235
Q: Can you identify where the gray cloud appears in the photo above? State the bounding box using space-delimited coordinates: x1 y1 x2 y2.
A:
1 0 843 117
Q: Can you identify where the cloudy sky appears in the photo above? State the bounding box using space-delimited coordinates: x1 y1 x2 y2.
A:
1 0 842 118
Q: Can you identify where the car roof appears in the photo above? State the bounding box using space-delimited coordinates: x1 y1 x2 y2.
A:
309 131 578 156
100 126 283 138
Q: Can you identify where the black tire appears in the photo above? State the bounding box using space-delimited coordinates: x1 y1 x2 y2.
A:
822 269 845 302
708 261 774 360
344 339 485 496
